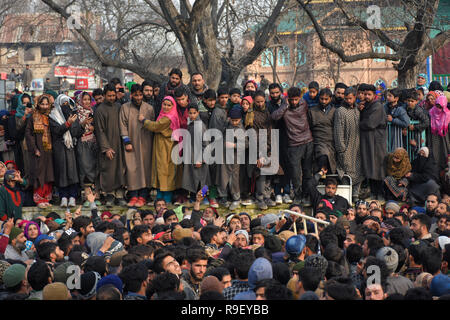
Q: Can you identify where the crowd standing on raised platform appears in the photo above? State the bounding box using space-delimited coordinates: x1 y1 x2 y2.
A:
0 70 449 300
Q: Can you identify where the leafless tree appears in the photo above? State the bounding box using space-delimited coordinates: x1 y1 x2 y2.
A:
41 0 290 89
296 0 449 88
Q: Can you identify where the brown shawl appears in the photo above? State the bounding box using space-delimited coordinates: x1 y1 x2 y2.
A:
387 147 411 179
33 95 52 151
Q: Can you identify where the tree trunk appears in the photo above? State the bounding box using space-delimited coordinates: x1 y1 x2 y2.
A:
397 65 420 89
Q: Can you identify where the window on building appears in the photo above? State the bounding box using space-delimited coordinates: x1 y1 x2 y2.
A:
24 47 35 62
261 48 274 67
391 79 398 88
278 46 290 66
295 42 307 67
373 41 386 62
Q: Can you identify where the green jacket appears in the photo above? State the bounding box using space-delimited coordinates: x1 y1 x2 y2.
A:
0 181 26 221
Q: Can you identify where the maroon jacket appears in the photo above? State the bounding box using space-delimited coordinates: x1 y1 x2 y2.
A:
271 99 313 147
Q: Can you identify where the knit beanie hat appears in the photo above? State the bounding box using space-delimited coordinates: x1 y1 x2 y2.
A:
385 201 400 213
277 231 296 244
292 261 305 273
9 227 23 244
376 247 399 274
43 282 70 300
200 276 224 294
79 271 101 300
430 274 450 297
229 106 243 120
3 264 26 288
264 234 283 253
235 230 249 245
304 255 328 280
411 206 426 214
53 262 75 284
415 272 433 290
109 250 128 268
172 228 193 243
96 274 123 294
285 235 306 256
0 260 11 285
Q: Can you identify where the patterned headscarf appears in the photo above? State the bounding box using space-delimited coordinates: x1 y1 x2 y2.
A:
387 148 411 179
32 94 53 151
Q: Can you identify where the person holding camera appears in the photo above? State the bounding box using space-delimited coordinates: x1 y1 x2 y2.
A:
49 94 84 207
0 169 27 221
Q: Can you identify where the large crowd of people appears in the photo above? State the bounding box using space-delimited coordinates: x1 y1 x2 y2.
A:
0 69 449 300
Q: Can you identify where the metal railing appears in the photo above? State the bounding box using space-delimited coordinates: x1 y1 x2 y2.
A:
386 120 426 161
280 209 330 237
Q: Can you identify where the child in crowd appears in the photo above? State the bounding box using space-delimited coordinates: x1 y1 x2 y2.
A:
384 88 410 151
217 106 248 210
303 81 320 108
199 89 217 126
405 90 429 157
182 103 210 200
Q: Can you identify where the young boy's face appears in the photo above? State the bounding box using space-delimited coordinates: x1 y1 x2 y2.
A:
319 94 331 106
230 118 241 127
386 93 398 104
176 94 189 108
241 100 250 112
309 88 318 99
288 96 301 107
204 98 216 109
416 89 424 101
357 90 364 101
406 98 417 108
218 94 229 107
230 93 241 104
188 108 199 121
344 93 356 106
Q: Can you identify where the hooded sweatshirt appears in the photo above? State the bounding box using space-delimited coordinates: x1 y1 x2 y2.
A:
233 257 273 300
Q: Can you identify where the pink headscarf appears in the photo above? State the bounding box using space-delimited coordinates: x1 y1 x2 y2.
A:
430 95 450 137
24 221 41 240
157 96 181 141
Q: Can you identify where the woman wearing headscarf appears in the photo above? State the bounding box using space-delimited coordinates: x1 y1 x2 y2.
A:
139 96 182 204
24 220 41 242
49 94 84 207
11 93 34 173
428 95 450 173
25 94 55 208
75 92 99 207
406 147 440 206
383 147 411 202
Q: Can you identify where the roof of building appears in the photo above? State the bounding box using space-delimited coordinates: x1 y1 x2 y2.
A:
0 13 109 44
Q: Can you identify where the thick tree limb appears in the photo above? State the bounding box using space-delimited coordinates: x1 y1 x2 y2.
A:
41 0 166 82
297 0 401 62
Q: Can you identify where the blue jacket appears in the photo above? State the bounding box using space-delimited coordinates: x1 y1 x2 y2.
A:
384 103 410 128
303 91 319 108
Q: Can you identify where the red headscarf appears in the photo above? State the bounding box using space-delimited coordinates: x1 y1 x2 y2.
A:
430 95 450 137
4 160 18 170
157 96 181 141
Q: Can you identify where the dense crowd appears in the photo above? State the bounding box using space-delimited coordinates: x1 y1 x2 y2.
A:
0 69 449 300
